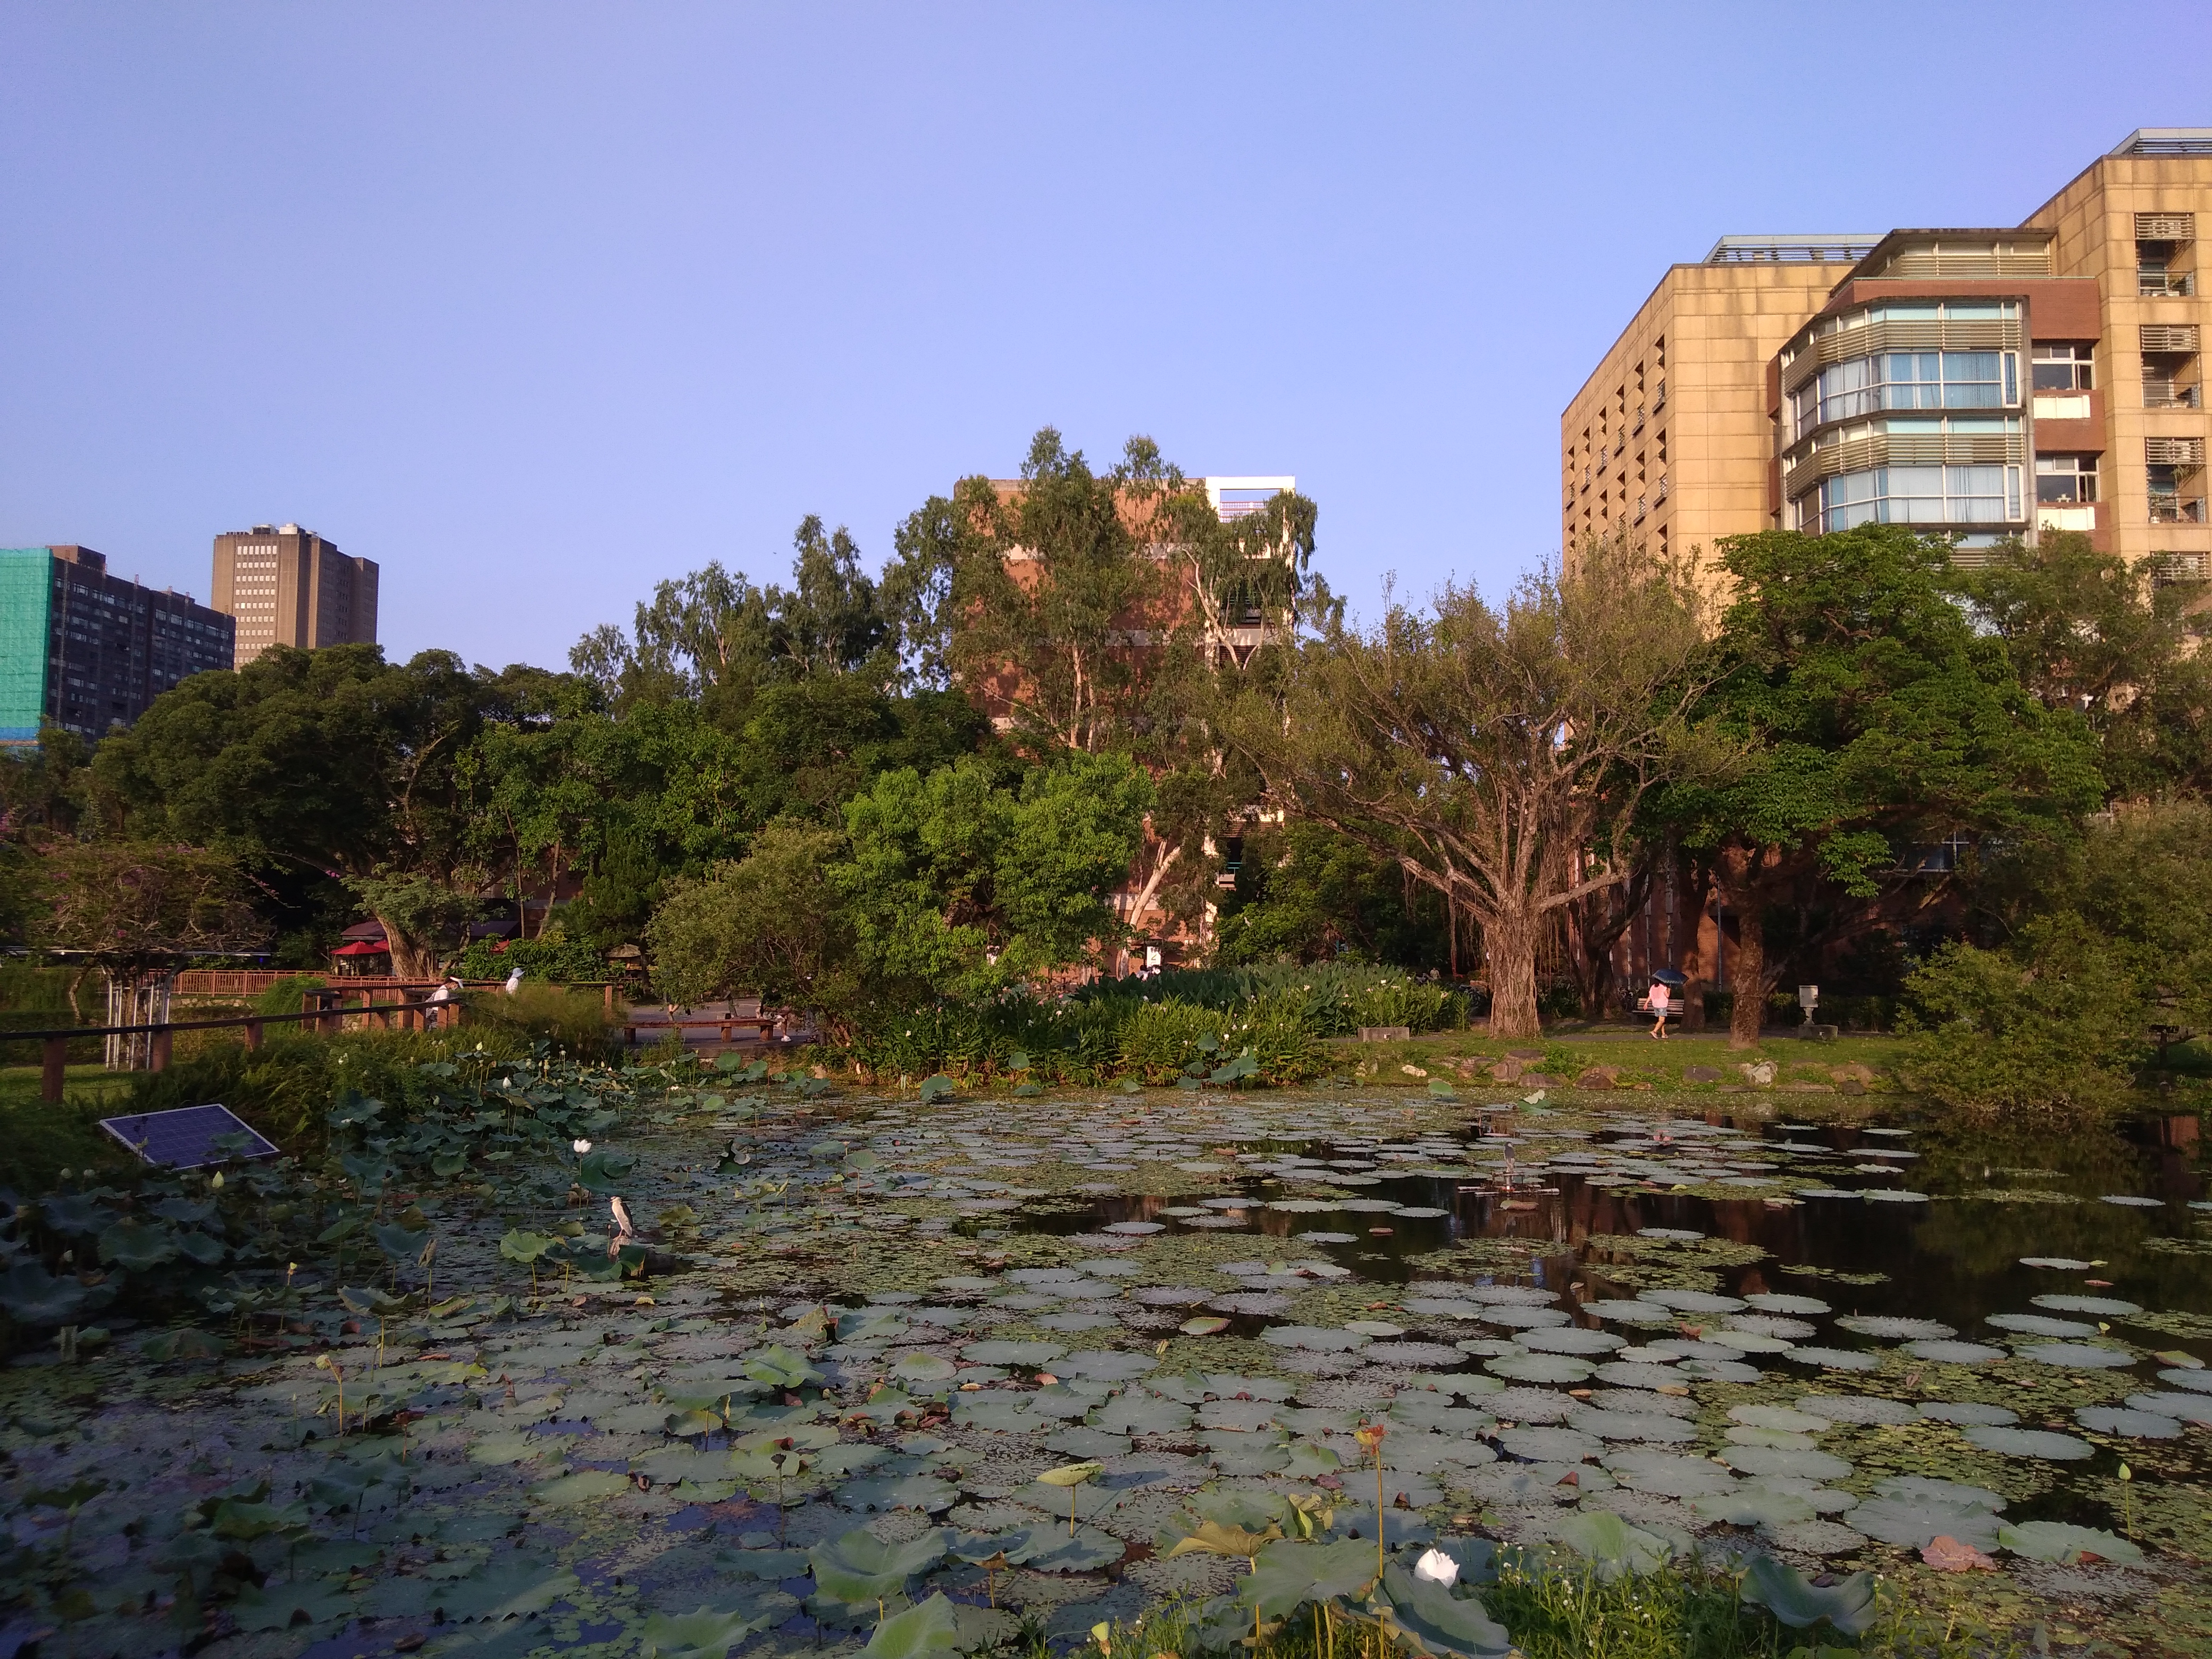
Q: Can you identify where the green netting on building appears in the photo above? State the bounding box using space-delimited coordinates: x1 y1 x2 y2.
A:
0 548 53 745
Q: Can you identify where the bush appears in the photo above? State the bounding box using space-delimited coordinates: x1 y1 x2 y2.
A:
1899 922 2147 1123
1117 999 1225 1084
453 935 611 983
252 974 326 1016
461 983 616 1058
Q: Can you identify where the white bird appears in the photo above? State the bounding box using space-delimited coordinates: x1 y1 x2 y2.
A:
503 967 524 995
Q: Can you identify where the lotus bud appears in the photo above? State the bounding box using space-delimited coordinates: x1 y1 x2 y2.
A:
573 1138 593 1154
1413 1547 1459 1586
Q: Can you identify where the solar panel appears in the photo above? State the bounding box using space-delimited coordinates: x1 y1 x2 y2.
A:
99 1104 279 1169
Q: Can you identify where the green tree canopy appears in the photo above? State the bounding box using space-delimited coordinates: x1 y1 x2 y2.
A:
570 515 894 720
1226 534 1712 1038
833 751 1153 1001
1661 525 2106 1046
88 646 556 975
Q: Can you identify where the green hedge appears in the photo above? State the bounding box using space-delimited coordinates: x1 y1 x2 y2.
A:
452 936 612 983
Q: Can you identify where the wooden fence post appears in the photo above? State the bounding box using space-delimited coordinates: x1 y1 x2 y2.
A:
245 1019 264 1052
41 1037 68 1104
150 1026 173 1072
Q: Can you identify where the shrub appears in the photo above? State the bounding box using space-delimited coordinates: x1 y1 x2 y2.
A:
1899 921 2147 1122
1117 999 1226 1084
252 974 327 1016
453 936 611 984
461 984 616 1058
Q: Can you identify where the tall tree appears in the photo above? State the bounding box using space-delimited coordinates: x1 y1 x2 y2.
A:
571 516 893 719
1226 535 1713 1037
1946 530 2210 800
89 645 542 976
1662 525 2106 1047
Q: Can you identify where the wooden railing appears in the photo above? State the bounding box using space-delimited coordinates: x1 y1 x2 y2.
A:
11 998 435 1104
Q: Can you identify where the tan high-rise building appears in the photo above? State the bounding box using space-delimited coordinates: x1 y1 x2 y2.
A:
1565 130 2212 584
211 523 379 667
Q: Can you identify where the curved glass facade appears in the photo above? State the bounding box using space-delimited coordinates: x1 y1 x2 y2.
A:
1791 350 2018 438
1811 464 2023 532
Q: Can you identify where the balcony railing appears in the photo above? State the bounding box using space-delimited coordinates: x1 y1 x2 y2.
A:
2149 491 2208 523
1654 474 1670 504
1632 405 1645 433
2144 381 2203 409
2139 272 2196 297
1652 378 1666 410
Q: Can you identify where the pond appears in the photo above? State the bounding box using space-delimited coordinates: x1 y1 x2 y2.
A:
5 1082 2209 1657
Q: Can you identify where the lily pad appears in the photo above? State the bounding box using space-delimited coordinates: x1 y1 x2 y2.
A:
2031 1294 2141 1316
1996 1520 2143 1565
2015 1343 2135 1369
1484 1352 1593 1384
1962 1425 2094 1460
2073 1406 2182 1438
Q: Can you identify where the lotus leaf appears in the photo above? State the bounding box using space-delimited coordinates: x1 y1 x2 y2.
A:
530 1469 633 1505
1963 1425 2093 1459
1995 1519 2144 1565
1010 1525 1125 1571
1554 1510 1673 1578
2074 1406 2182 1437
861 1593 965 1659
1241 1537 1382 1615
1091 1390 1193 1434
837 1475 960 1513
1379 1562 1513 1657
1846 1498 2001 1551
1737 1555 1875 1635
233 1581 359 1631
743 1344 825 1388
1794 1394 1915 1425
1724 1445 1852 1482
1692 1485 1817 1528
642 1595 800 1659
960 1339 1065 1365
1916 1401 2017 1427
437 1559 584 1622
2031 1294 2140 1316
0 1260 111 1327
576 1149 638 1193
212 1497 311 1539
97 1220 180 1272
810 1527 950 1602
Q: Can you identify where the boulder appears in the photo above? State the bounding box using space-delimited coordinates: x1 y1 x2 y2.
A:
1838 1079 1866 1096
1576 1066 1619 1090
1682 1065 1723 1084
1830 1063 1873 1083
1739 1061 1777 1086
1488 1060 1523 1083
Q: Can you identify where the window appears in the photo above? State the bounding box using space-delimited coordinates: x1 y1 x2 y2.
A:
2032 343 2094 391
2035 455 2098 503
1792 351 2017 436
1815 464 2022 532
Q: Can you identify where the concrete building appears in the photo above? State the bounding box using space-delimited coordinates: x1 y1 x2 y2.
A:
0 545 236 744
212 523 379 667
1565 129 2212 582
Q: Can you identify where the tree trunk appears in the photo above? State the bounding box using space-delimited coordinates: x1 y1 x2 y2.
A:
379 917 440 982
1674 853 1713 1031
1727 915 1769 1048
1484 902 1542 1040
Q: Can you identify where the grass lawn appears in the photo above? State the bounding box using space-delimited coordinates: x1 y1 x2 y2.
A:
1323 1020 1905 1103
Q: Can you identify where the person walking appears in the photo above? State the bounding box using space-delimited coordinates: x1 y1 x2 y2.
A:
1647 974 1672 1041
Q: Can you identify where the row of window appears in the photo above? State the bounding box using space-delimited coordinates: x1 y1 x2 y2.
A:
1791 351 2020 437
1803 455 2203 527
1811 465 2025 533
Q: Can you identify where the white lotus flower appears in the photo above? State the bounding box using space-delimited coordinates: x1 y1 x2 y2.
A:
1412 1548 1459 1586
573 1138 593 1154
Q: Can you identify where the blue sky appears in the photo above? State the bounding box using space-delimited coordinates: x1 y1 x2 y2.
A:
4 3 2205 669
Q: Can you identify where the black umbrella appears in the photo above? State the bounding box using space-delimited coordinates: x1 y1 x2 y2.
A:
1650 968 1688 987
